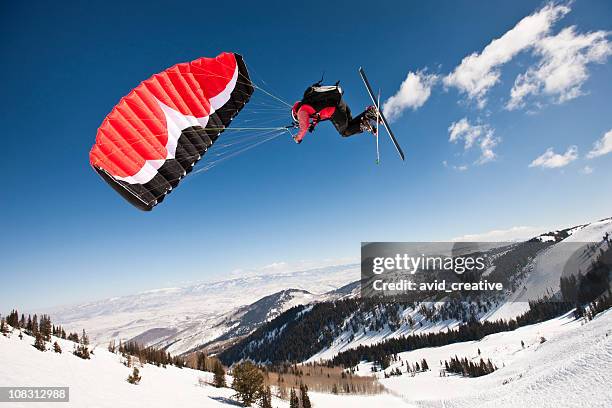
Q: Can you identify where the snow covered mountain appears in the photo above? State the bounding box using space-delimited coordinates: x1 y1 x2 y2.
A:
134 288 331 355
489 217 612 320
50 263 359 355
50 217 611 361
221 218 612 364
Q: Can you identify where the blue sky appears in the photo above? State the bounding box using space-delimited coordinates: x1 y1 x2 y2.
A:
1 0 611 311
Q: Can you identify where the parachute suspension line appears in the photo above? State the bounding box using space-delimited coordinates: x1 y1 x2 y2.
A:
216 56 294 108
252 84 293 108
194 61 293 109
245 64 270 87
208 127 289 152
203 126 290 131
191 129 285 175
138 128 285 202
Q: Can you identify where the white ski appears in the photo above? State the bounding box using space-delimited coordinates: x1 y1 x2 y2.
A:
359 67 405 161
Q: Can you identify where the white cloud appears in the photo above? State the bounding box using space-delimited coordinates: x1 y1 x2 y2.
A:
443 161 468 171
581 165 594 174
529 145 578 168
586 129 612 159
507 27 611 109
444 3 569 107
477 131 499 164
448 118 500 164
448 118 474 144
382 71 438 121
452 226 548 242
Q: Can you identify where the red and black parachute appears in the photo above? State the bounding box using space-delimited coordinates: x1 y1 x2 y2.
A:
90 52 254 211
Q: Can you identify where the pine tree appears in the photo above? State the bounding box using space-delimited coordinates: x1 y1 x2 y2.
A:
231 361 263 407
213 361 226 388
73 332 90 360
127 367 141 385
289 388 299 408
300 383 311 408
53 341 62 353
73 343 90 359
6 310 19 328
33 332 46 351
0 318 8 336
260 386 272 408
421 358 429 371
81 329 89 346
40 315 52 341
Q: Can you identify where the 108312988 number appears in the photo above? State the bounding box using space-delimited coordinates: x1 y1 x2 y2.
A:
0 387 69 402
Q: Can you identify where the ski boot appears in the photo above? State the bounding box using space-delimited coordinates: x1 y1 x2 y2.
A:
360 115 377 136
365 105 381 123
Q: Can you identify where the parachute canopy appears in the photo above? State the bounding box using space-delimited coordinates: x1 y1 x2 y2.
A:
90 52 254 211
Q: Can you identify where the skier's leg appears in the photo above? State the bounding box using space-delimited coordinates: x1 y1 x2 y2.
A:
346 105 381 136
332 99 365 137
331 99 350 135
342 112 368 137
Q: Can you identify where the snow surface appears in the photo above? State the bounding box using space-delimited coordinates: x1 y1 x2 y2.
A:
6 219 609 407
375 310 612 408
0 329 408 408
2 311 609 407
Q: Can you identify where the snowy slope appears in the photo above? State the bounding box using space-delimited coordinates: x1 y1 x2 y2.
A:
303 219 612 362
0 328 409 408
0 330 249 408
375 309 612 408
3 312 609 408
489 217 612 320
49 263 359 354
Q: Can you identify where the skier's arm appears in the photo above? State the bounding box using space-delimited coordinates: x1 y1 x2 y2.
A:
295 106 315 142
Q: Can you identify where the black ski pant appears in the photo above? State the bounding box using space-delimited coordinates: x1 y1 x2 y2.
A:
331 99 366 137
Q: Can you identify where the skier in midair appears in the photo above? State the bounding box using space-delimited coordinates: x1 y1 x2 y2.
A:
291 81 379 144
